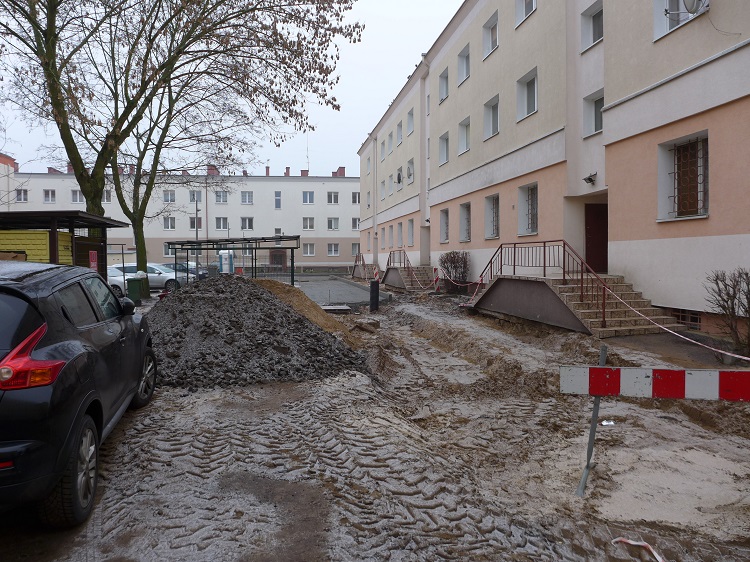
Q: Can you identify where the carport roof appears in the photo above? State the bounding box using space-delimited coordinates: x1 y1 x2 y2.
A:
0 210 129 230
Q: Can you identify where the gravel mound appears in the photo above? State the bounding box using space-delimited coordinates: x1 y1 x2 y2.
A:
146 275 368 388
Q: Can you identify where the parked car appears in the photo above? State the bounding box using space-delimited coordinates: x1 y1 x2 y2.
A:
112 262 194 292
161 261 208 280
0 261 156 527
106 265 132 297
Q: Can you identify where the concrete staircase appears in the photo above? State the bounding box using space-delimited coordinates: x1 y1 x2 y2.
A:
391 266 436 292
546 275 686 338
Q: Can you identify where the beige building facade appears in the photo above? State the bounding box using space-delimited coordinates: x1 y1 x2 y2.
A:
359 0 750 331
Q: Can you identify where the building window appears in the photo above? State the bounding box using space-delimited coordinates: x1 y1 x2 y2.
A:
274 228 282 245
380 181 386 201
15 189 28 202
303 217 315 230
397 121 403 145
189 190 202 203
396 167 403 190
163 189 175 203
671 136 709 218
366 157 371 175
241 191 254 204
397 222 403 247
407 219 414 246
484 95 500 139
407 109 414 135
380 227 386 249
189 217 202 230
44 189 55 203
274 191 281 209
483 11 499 57
517 67 537 121
672 308 701 330
439 132 449 165
440 209 449 243
303 243 315 257
485 194 500 239
352 191 360 204
352 242 360 256
388 175 394 195
439 68 449 102
380 141 385 161
459 203 471 242
164 243 175 257
584 89 604 136
516 0 536 26
241 217 254 230
327 217 339 231
215 191 228 204
163 216 175 230
388 225 394 248
426 93 430 115
367 191 371 208
518 183 538 235
388 132 393 153
240 246 252 257
327 191 339 204
582 2 604 50
406 159 415 184
367 231 371 252
102 190 112 203
457 44 470 84
216 217 228 230
458 117 471 154
327 243 339 257
655 0 706 38
352 217 360 230
72 190 85 203
302 191 314 204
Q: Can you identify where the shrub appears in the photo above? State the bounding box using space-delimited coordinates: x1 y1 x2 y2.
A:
439 251 470 294
704 268 750 355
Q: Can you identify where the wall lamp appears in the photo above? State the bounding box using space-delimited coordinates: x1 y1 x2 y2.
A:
583 172 597 185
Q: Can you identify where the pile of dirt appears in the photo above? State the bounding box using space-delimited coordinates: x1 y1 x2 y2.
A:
146 276 368 388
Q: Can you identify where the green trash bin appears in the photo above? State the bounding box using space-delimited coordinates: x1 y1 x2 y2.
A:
126 278 143 305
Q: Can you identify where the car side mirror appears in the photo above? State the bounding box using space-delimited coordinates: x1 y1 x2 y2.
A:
120 297 136 316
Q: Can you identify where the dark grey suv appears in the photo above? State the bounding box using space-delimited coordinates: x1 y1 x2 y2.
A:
0 262 157 528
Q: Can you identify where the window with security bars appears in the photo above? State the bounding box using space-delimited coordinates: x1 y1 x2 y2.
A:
459 203 471 242
527 185 538 233
671 137 708 217
485 194 499 238
672 308 701 330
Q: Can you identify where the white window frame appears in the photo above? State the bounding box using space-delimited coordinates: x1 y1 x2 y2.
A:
439 132 450 165
367 190 372 209
274 191 281 209
516 0 536 27
303 217 315 230
215 190 228 204
327 191 339 205
71 189 85 204
388 132 393 154
439 68 449 102
380 180 386 201
516 67 538 121
327 243 339 257
407 219 414 247
44 189 55 203
303 243 315 257
241 217 254 230
397 222 403 247
303 191 314 204
657 131 709 220
484 95 500 139
388 175 394 196
327 217 339 231
241 191 254 205
457 44 470 85
388 225 394 248
483 11 499 58
189 190 202 203
367 231 371 252
459 202 471 242
216 217 229 230
582 1 604 51
406 158 415 185
396 167 403 191
352 191 360 204
163 243 175 257
352 217 360 230
351 242 360 257
654 0 707 40
366 157 371 175
407 109 414 135
102 189 112 204
397 121 403 145
189 216 202 231
458 117 471 155
163 216 176 230
583 89 605 137
15 189 28 202
517 183 538 235
485 194 500 239
439 209 449 243
380 141 385 161
163 189 175 203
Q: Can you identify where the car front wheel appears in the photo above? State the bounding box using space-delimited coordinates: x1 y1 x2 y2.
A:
129 348 157 410
111 285 123 298
164 279 178 292
38 415 99 528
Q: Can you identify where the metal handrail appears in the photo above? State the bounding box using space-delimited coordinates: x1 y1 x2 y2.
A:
352 253 370 280
387 250 420 287
477 239 611 327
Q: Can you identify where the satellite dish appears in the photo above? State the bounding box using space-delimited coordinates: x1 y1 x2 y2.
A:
407 166 413 179
397 172 402 184
682 0 703 14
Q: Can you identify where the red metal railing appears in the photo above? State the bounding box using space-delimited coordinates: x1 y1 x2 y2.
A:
386 249 421 287
352 253 370 280
478 240 610 327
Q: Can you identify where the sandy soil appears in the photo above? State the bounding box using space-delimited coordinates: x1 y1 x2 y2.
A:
2 282 749 561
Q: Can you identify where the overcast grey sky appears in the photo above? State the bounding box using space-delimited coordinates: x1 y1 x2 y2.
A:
1 0 462 177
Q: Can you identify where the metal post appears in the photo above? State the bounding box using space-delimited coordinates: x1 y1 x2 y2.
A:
370 280 379 312
290 249 295 286
576 344 607 497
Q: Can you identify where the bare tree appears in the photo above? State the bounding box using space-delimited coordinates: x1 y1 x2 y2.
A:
705 268 750 356
0 0 363 218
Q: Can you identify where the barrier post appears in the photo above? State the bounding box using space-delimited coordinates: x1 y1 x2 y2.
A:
575 344 607 497
370 280 379 312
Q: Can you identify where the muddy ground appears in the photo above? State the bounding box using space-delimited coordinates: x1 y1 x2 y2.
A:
2 279 749 561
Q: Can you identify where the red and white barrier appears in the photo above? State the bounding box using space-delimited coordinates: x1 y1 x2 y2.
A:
560 366 750 402
373 267 380 282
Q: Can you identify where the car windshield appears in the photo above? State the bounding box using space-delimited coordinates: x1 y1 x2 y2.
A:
0 292 45 360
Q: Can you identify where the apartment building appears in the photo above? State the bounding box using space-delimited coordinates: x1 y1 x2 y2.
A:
2 162 362 270
359 0 750 333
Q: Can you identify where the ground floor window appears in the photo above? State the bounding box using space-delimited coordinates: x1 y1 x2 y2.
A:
328 243 339 257
672 308 701 330
303 243 315 256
